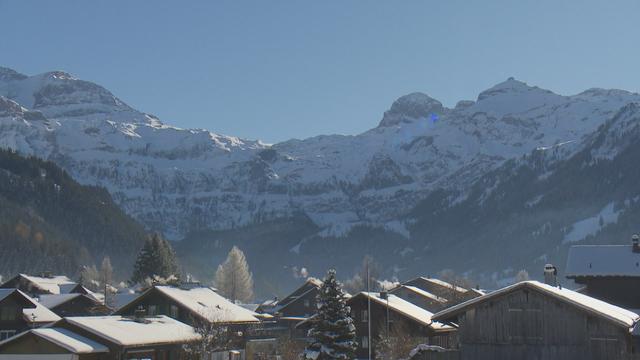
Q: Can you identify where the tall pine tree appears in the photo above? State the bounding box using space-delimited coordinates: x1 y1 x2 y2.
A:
304 269 356 360
131 233 180 284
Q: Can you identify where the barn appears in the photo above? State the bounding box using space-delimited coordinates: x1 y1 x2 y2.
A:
432 281 640 360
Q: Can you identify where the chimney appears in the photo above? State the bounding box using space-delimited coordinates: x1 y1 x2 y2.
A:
133 306 147 322
543 264 557 286
633 234 640 253
380 291 388 300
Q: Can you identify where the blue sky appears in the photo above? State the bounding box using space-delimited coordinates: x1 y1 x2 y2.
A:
1 1 639 143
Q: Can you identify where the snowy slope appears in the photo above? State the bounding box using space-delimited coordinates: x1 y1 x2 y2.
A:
1 66 639 242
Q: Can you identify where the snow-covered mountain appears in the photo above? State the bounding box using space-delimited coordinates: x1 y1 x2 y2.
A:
2 66 640 289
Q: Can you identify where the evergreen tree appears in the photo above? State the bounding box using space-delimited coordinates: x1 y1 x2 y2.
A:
214 246 254 303
131 233 180 284
304 269 356 360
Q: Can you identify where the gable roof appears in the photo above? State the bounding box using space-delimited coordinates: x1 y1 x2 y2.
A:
277 286 318 313
278 278 322 307
432 281 640 329
396 286 448 303
0 288 60 323
21 274 76 294
416 278 469 294
566 245 640 278
0 288 34 307
61 315 199 347
38 293 102 310
118 286 260 323
0 328 109 354
350 292 451 330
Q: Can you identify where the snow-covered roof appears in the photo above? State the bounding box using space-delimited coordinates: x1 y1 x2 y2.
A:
23 299 61 323
433 281 640 329
153 286 260 323
19 274 76 294
1 328 109 354
566 245 640 278
354 292 451 330
113 292 140 310
38 293 84 309
62 315 199 347
418 278 469 294
399 286 448 303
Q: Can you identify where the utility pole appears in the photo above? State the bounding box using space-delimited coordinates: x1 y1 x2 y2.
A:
367 262 371 360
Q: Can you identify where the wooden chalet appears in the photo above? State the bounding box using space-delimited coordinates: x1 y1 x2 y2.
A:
116 284 261 352
432 280 640 360
347 291 455 360
566 236 640 308
0 315 199 360
0 288 60 341
0 273 76 297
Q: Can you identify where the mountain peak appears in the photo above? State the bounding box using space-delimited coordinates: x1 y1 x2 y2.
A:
378 92 444 127
477 77 540 101
0 67 28 82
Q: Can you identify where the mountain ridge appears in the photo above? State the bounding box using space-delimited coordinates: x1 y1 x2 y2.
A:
2 65 640 289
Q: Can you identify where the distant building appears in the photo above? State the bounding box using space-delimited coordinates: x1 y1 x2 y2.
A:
566 235 640 308
38 293 111 317
253 278 323 342
347 291 455 360
0 315 200 360
0 289 60 341
401 277 483 307
0 273 76 297
390 285 448 313
433 281 640 360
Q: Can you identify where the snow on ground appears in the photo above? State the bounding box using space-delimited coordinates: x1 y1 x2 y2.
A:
563 202 620 244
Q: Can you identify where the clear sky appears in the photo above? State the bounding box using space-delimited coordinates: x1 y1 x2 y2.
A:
1 1 639 143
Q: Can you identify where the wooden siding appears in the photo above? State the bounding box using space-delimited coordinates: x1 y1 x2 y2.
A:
456 287 637 360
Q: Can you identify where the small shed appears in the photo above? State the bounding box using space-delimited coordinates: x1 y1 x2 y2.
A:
433 281 640 360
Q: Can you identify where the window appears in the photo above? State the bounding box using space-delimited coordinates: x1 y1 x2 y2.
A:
361 310 368 322
170 305 179 318
148 305 157 316
0 330 15 340
304 299 310 308
0 307 16 321
361 336 369 349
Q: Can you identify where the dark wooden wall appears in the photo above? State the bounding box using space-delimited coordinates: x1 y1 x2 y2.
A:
456 288 636 360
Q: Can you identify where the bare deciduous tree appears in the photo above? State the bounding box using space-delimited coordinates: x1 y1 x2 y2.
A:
375 320 424 360
182 310 236 360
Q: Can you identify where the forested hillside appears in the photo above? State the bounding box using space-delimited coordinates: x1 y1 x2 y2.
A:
0 148 147 278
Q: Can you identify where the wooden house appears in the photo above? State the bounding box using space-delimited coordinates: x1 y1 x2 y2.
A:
115 284 261 352
0 288 60 341
0 273 76 297
38 293 111 317
432 280 640 360
566 237 640 308
0 315 199 360
347 292 455 360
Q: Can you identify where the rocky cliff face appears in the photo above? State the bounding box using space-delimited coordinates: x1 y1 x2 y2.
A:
2 66 640 288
